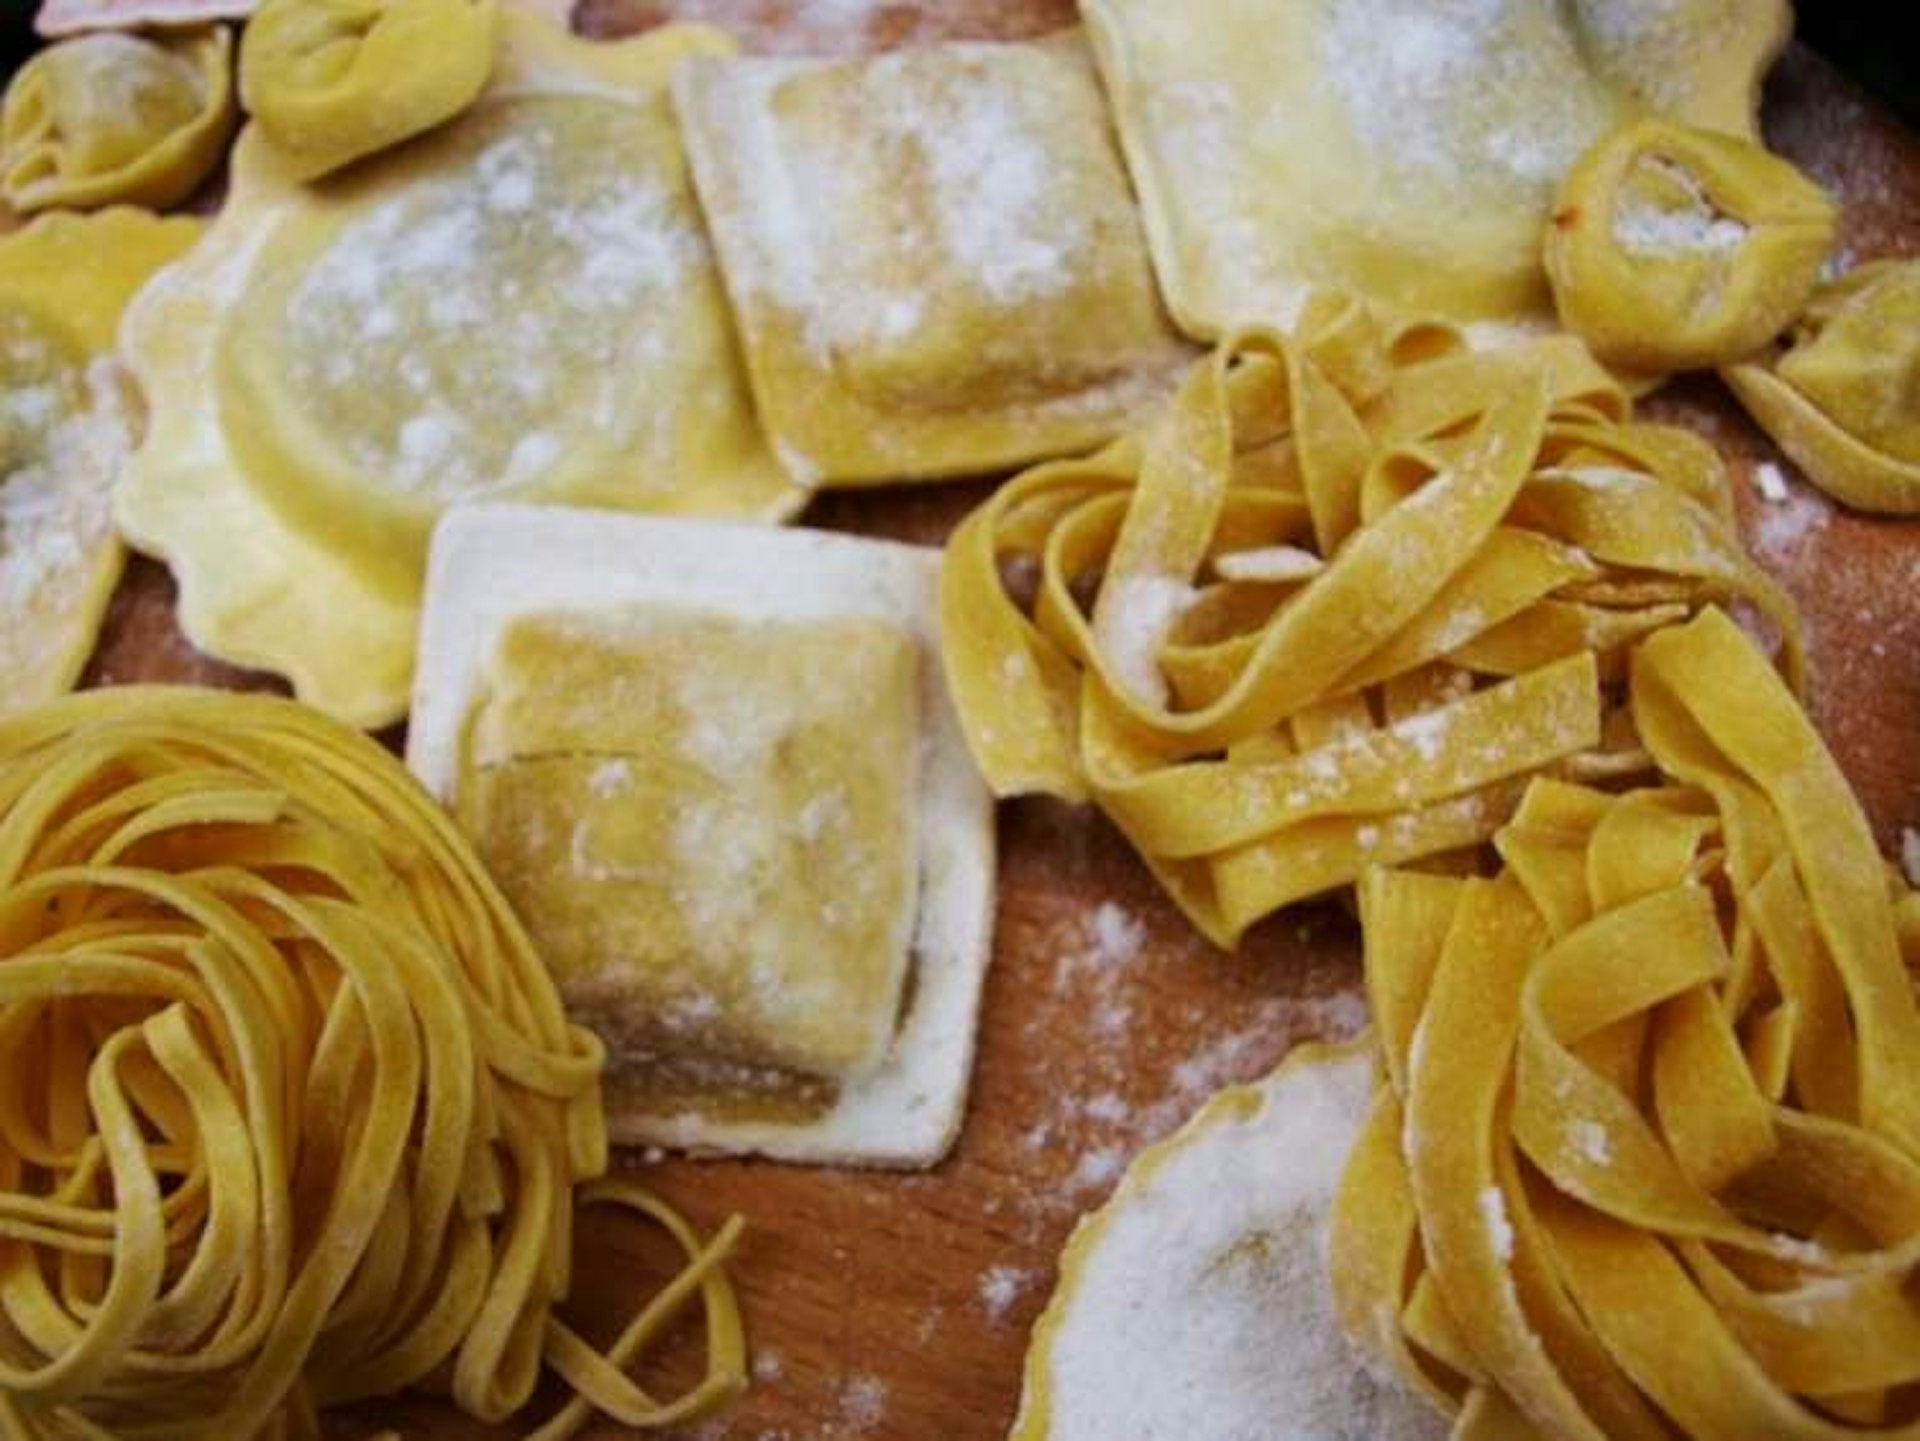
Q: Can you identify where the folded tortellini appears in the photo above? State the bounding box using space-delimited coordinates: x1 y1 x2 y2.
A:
940 294 1800 947
1 26 235 212
1724 259 1920 514
1 208 202 716
1545 119 1836 372
1082 0 1791 337
116 10 804 727
240 0 497 181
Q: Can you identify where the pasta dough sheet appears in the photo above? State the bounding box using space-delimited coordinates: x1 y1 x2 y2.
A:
409 505 997 1167
673 31 1193 487
1083 0 1788 336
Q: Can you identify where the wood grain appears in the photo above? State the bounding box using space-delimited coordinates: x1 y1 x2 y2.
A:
68 17 1920 1441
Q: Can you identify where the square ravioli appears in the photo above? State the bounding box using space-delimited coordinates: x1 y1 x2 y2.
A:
460 606 922 1086
1082 0 1789 336
408 505 996 1166
672 31 1192 486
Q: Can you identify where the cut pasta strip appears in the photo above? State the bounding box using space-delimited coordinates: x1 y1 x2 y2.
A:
939 297 1799 946
1332 607 1920 1437
0 686 745 1440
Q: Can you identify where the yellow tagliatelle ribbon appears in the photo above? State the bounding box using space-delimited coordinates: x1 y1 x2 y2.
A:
1543 118 1836 374
0 687 745 1441
1724 259 1920 514
940 295 1801 947
1331 606 1920 1440
1 28 236 213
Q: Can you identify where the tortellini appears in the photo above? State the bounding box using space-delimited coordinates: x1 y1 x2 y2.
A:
240 0 497 181
1724 259 1920 514
1 27 235 212
1544 119 1837 372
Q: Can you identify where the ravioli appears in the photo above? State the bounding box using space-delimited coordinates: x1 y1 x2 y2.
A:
407 506 997 1166
672 33 1192 487
1 209 201 719
116 10 804 729
460 606 923 1094
2 27 235 213
1083 0 1789 336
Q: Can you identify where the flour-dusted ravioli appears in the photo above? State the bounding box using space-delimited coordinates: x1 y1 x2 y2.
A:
116 10 804 729
1 210 201 719
1084 0 1789 337
408 505 996 1167
672 32 1192 487
462 607 922 1086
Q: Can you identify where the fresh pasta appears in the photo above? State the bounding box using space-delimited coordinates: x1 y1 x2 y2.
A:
939 296 1800 946
239 0 496 182
1332 606 1920 1439
1724 259 1920 514
0 687 745 1441
1543 119 1836 374
1 27 235 212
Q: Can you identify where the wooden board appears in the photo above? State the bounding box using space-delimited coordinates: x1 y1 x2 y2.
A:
71 10 1920 1440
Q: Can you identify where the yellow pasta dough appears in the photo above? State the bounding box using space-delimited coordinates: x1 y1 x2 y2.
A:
240 0 496 182
1083 0 1789 336
1545 119 1836 372
1 27 235 213
1 208 200 720
939 295 1799 947
672 33 1192 487
1724 259 1920 514
0 686 745 1441
1332 606 1920 1439
116 9 804 729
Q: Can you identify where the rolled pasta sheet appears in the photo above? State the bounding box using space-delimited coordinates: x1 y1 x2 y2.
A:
939 295 1801 947
1724 259 1920 515
1332 607 1920 1440
1 28 236 212
0 687 745 1441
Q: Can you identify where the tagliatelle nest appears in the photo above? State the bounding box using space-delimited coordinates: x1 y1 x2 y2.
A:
0 686 744 1441
1334 607 1920 1438
940 293 1800 947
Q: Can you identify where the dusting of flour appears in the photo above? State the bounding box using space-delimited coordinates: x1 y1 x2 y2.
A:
1031 1048 1444 1441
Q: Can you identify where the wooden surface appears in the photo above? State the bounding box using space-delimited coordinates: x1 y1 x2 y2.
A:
71 12 1920 1441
